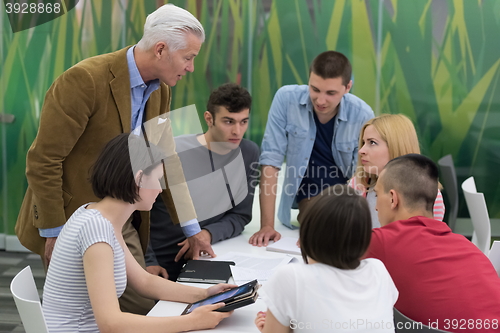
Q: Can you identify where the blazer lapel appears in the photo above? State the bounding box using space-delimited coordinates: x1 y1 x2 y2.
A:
110 47 132 132
145 90 161 121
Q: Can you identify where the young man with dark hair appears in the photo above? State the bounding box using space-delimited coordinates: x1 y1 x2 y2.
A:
250 50 374 246
368 154 500 331
206 83 253 121
146 83 259 281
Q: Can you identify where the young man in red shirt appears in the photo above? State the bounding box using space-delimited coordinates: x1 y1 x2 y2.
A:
367 154 500 332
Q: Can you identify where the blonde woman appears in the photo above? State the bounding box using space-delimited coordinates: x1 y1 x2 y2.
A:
350 114 444 228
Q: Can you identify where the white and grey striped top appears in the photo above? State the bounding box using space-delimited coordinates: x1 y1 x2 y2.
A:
42 204 127 333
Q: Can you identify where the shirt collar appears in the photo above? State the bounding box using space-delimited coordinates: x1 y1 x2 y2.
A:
336 95 348 122
300 87 314 114
127 46 160 89
126 46 145 88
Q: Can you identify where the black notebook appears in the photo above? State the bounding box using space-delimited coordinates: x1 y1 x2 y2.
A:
177 260 235 284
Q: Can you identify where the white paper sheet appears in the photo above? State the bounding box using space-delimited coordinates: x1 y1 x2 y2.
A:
215 252 294 270
214 252 298 285
229 266 276 285
266 237 301 255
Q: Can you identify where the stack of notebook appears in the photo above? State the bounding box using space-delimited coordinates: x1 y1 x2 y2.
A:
177 260 235 284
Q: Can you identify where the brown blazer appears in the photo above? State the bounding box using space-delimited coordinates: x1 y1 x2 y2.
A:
16 47 196 256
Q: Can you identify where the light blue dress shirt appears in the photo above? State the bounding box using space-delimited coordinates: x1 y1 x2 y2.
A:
127 46 200 237
127 46 160 131
259 85 374 228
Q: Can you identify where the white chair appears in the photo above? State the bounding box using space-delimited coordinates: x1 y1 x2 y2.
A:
488 241 500 277
461 176 491 254
10 266 49 333
437 155 458 231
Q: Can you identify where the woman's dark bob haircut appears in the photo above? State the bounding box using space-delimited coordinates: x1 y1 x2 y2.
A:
300 185 372 269
90 133 165 204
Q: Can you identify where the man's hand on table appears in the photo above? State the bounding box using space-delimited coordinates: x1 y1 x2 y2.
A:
249 226 281 247
175 229 216 261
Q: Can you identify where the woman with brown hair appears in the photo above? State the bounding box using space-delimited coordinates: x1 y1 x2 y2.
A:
42 133 233 333
255 185 398 333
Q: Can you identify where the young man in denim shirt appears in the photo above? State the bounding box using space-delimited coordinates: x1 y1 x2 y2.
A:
250 51 374 246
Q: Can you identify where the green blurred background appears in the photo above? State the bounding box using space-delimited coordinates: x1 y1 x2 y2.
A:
1 0 499 248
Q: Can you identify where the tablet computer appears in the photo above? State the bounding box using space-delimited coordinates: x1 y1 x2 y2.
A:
181 280 259 315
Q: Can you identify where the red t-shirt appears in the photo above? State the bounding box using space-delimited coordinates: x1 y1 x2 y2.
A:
367 216 500 332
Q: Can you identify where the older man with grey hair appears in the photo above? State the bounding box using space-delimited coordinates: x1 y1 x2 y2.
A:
16 3 211 314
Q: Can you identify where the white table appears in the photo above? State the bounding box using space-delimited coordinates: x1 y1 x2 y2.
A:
147 216 300 332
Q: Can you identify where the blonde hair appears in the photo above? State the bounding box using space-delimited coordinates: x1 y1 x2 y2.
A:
354 114 420 189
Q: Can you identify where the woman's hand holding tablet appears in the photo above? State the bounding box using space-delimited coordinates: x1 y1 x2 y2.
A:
183 280 260 315
186 303 233 330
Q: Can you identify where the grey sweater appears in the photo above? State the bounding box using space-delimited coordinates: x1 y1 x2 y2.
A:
145 134 259 279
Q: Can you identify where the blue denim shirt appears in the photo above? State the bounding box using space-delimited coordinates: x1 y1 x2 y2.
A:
259 85 374 228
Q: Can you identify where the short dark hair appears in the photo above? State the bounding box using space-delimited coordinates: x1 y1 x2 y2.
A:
300 185 372 269
90 133 165 204
309 51 352 86
381 154 439 212
206 83 252 120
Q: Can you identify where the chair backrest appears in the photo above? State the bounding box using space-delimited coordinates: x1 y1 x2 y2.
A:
461 176 491 254
10 266 49 333
437 155 458 231
394 308 451 332
488 240 500 277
